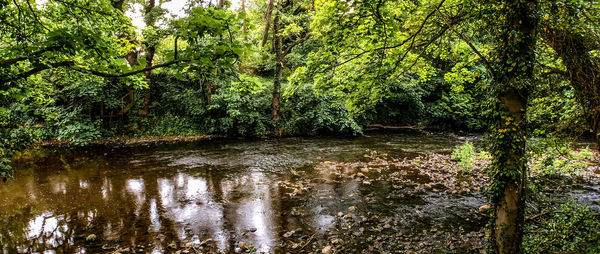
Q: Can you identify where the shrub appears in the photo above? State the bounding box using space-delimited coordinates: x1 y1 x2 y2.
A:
524 202 600 254
451 141 476 172
150 73 273 137
50 107 103 145
361 76 491 132
0 103 51 180
527 80 587 136
148 113 203 136
528 136 592 176
201 89 273 136
281 85 362 135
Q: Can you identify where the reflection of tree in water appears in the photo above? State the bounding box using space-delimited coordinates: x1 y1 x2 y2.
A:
0 145 369 253
0 153 184 253
1 151 291 253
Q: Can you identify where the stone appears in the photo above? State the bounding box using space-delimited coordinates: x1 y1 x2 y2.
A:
479 204 491 213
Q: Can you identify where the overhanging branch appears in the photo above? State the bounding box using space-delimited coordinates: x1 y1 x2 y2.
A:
0 45 62 67
0 61 74 84
1 49 236 84
284 34 311 56
325 0 447 72
0 60 186 84
434 6 495 78
72 59 187 78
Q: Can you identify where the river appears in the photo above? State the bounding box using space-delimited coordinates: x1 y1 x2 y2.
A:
1 133 598 253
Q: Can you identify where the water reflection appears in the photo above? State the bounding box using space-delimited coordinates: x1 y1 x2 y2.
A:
1 133 483 253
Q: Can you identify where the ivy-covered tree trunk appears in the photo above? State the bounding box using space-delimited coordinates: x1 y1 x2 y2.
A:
490 88 528 253
271 11 283 123
489 1 538 253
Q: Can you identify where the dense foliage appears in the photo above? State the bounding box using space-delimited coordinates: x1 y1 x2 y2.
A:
524 202 600 254
1 0 599 252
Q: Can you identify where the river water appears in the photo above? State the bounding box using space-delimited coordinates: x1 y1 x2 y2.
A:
0 133 598 253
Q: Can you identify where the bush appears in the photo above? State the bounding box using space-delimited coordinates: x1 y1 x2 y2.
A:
361 76 491 132
151 74 362 137
282 86 362 135
201 89 273 136
148 113 203 136
527 79 586 136
451 141 476 172
527 136 592 176
429 89 490 131
524 202 600 254
150 73 273 137
51 108 103 145
1 97 53 180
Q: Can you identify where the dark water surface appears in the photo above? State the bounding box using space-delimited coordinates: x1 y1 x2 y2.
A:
0 133 597 253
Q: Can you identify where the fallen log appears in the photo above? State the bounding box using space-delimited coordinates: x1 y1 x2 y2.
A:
365 124 427 132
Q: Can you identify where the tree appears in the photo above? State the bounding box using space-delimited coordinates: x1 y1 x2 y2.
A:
0 0 134 180
260 0 312 122
139 0 160 117
261 0 275 47
0 0 244 179
294 0 538 252
0 0 134 84
538 0 600 148
486 1 538 252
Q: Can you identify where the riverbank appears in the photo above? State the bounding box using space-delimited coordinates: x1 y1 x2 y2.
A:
33 134 221 148
30 127 440 149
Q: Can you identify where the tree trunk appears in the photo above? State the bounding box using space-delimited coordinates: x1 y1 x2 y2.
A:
204 78 214 106
139 45 155 117
241 0 247 39
489 1 538 253
543 29 600 149
271 12 283 123
492 89 528 254
139 0 156 118
113 1 138 119
596 119 600 149
111 0 125 10
261 0 275 47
